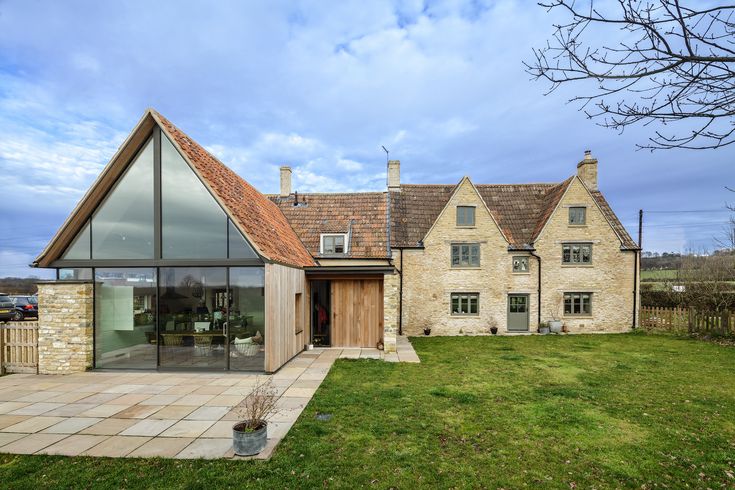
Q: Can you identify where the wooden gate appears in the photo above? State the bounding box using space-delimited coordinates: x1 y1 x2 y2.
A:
331 279 384 348
1 322 39 374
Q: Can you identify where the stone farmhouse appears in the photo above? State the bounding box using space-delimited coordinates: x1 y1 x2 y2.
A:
34 109 640 373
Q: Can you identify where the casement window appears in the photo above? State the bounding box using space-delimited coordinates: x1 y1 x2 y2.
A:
321 234 346 254
456 206 476 226
512 256 529 272
451 293 479 316
568 206 587 225
562 243 592 264
451 243 480 267
564 292 592 316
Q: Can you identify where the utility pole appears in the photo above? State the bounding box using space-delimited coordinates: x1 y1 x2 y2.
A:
638 209 643 250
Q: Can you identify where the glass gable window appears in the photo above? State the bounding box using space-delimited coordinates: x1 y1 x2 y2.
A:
564 292 592 316
228 219 258 259
451 293 479 315
456 206 476 226
322 234 346 254
161 134 227 258
451 243 480 267
569 206 587 225
62 221 91 260
92 139 155 259
95 268 157 369
512 256 529 272
562 243 592 264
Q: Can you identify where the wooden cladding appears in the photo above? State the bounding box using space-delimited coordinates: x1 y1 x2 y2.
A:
264 263 306 372
1 322 39 374
330 279 384 348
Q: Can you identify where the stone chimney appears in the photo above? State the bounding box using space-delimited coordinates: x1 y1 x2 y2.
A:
577 150 598 191
387 160 400 191
280 166 292 197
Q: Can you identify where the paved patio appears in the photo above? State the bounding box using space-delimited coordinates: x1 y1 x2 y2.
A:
0 338 419 459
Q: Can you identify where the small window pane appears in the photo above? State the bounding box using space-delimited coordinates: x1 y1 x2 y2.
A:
512 256 528 272
562 243 592 264
457 206 475 226
451 293 479 316
569 207 586 225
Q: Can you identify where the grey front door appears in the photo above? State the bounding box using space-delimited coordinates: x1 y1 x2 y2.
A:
507 294 529 332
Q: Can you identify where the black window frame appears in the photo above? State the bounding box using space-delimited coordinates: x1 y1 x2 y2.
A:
562 243 592 264
451 292 479 316
563 292 592 316
451 243 481 267
456 206 476 227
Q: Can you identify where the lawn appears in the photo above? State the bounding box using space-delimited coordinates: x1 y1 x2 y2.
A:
2 334 734 489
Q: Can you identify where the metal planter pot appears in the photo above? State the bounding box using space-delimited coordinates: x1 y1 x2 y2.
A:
232 421 267 456
549 320 563 333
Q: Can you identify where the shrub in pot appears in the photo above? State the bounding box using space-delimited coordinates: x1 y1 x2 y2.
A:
423 327 431 336
232 378 281 456
538 321 550 335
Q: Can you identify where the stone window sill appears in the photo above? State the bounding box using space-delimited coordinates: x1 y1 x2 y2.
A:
512 271 531 275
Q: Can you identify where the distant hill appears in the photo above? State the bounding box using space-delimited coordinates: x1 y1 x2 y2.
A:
0 277 39 295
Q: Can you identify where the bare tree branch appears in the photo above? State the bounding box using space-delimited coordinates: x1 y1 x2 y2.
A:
526 1 735 150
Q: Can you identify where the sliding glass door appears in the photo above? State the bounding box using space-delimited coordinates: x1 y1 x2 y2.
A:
158 267 228 370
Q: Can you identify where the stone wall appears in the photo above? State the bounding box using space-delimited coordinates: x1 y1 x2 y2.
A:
399 177 637 336
383 264 400 353
37 281 94 374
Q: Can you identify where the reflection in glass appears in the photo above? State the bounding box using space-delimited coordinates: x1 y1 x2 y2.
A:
161 135 227 258
228 267 265 371
228 220 257 259
158 267 227 369
95 268 157 369
62 221 91 260
58 268 92 280
92 139 155 259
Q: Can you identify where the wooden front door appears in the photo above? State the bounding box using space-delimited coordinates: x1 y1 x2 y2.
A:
507 294 530 332
330 279 384 347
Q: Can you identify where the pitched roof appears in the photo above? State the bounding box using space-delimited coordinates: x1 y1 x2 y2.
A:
152 110 315 267
269 193 389 259
390 178 637 250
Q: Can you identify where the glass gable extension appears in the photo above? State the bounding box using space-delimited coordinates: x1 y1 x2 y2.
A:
55 127 266 371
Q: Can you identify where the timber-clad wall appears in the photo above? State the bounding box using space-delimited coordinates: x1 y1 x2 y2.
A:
264 263 306 372
331 279 383 348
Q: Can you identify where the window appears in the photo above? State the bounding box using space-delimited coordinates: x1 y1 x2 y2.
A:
512 256 529 272
562 243 592 264
451 293 479 315
295 293 303 334
456 206 476 226
451 243 480 267
569 206 587 225
321 234 346 254
564 292 592 316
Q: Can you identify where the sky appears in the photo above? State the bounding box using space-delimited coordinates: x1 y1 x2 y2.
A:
0 0 733 278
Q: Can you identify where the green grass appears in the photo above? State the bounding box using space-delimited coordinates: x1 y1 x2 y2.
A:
641 269 678 281
2 334 734 489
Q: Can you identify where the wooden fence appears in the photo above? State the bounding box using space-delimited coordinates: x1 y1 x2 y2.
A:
0 322 39 374
640 307 734 336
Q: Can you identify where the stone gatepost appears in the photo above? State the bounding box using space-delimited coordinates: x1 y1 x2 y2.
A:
383 270 399 353
37 281 94 374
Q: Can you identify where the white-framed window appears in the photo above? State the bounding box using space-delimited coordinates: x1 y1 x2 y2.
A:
320 234 347 254
451 243 480 267
564 292 592 316
451 293 479 316
562 243 592 264
569 206 587 225
456 206 476 226
512 256 529 272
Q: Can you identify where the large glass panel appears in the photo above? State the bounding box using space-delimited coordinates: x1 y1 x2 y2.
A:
228 220 257 259
229 267 265 371
95 268 157 369
158 267 227 369
62 221 91 260
161 135 227 258
92 139 154 259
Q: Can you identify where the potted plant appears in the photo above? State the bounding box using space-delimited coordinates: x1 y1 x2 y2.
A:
423 327 431 336
539 321 550 334
548 293 563 333
232 378 280 456
488 317 498 335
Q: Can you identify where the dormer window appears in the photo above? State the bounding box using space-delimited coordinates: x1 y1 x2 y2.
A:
569 206 586 225
321 234 347 254
456 206 476 227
